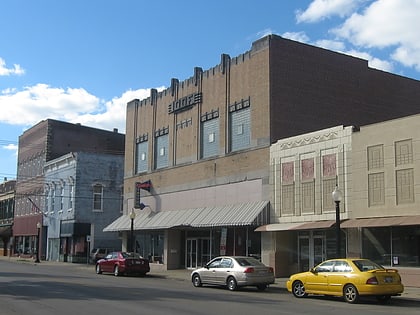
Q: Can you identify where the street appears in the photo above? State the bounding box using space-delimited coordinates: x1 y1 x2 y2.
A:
0 259 419 315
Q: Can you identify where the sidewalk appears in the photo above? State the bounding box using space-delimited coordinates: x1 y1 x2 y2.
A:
2 255 420 302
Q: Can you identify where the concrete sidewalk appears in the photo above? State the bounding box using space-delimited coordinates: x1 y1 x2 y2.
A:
2 256 420 302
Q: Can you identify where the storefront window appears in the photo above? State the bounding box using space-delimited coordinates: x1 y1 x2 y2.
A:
362 226 420 267
135 232 164 263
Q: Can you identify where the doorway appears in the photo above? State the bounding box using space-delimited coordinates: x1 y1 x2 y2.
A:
298 231 326 272
186 238 210 269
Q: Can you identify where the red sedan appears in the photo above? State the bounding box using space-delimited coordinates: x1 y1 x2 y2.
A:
95 251 150 276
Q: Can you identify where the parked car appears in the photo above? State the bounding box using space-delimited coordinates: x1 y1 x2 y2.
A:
90 248 114 263
286 258 404 303
95 251 150 276
191 256 275 291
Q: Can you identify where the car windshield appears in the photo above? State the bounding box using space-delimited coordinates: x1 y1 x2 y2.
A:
121 252 142 259
352 259 384 272
235 257 265 267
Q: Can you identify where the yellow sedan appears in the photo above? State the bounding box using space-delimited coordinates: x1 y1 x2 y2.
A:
286 258 404 303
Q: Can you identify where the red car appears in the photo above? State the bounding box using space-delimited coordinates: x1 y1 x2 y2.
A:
95 251 150 276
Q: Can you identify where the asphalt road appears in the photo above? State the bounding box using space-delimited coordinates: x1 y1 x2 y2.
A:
0 260 419 315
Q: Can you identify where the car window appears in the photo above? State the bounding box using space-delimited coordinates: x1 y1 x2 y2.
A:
105 253 113 259
208 258 222 268
353 259 384 272
235 257 264 266
112 252 118 259
220 258 233 268
333 261 352 272
315 261 334 272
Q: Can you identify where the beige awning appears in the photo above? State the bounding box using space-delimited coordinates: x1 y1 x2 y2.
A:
255 222 304 232
341 215 420 228
104 200 269 232
255 220 339 232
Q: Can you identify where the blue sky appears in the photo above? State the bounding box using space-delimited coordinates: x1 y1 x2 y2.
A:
1 0 420 180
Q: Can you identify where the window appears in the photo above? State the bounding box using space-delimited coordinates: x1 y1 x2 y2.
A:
136 141 148 173
396 169 414 204
69 184 74 210
368 145 384 170
229 107 250 152
368 173 385 206
155 134 169 169
201 118 219 159
93 184 103 211
395 139 413 166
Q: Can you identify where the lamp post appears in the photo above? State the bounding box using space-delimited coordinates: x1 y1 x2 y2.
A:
35 222 41 263
332 186 343 258
129 208 136 253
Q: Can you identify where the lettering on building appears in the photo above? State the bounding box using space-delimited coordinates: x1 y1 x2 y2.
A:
168 92 202 114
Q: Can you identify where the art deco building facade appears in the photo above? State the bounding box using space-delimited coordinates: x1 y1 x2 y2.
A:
106 34 420 273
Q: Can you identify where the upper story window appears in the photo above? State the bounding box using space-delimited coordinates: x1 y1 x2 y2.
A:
201 109 219 159
136 134 148 174
155 132 169 169
229 98 251 152
93 184 103 212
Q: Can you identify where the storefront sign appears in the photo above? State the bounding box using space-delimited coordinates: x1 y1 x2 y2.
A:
168 92 202 114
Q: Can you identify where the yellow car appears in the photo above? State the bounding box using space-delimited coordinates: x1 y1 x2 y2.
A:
286 258 404 303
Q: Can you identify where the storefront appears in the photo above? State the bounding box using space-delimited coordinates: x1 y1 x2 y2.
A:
104 200 269 269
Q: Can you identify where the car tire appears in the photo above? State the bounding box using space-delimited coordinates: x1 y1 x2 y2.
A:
257 284 267 291
292 281 307 298
343 284 359 304
114 265 120 276
227 276 237 291
192 274 202 287
95 264 102 274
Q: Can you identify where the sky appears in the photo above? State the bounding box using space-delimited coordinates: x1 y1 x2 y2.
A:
1 0 420 180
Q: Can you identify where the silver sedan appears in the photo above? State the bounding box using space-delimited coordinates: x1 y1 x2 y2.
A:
191 256 275 291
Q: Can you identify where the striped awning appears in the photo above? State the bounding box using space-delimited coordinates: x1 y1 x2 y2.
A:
104 200 269 232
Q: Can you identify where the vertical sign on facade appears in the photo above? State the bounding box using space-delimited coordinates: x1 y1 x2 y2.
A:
220 228 227 255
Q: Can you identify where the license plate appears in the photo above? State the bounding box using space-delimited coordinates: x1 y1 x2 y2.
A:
384 276 393 283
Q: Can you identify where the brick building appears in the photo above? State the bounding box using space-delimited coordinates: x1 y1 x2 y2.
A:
13 119 124 259
105 34 420 272
0 179 15 256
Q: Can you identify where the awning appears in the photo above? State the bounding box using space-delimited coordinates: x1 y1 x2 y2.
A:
255 222 303 232
293 220 337 230
341 215 420 228
104 200 269 232
256 220 338 232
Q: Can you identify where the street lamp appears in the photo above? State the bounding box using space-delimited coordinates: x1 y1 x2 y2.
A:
332 185 343 258
129 208 136 253
35 222 41 263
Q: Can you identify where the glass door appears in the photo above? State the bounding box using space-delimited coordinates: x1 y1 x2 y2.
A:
186 239 197 269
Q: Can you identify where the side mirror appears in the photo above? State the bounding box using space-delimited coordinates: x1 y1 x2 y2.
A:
310 267 317 273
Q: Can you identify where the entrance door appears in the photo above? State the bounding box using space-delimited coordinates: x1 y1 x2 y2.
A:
186 238 211 269
298 232 326 271
186 239 197 269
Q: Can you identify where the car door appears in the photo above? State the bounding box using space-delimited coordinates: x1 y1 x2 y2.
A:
101 253 114 273
305 261 334 293
327 261 352 295
201 258 222 284
214 258 233 284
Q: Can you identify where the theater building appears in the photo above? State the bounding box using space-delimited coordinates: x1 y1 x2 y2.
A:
105 34 420 272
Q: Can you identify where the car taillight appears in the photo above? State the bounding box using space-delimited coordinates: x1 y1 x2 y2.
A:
244 267 255 273
366 277 378 285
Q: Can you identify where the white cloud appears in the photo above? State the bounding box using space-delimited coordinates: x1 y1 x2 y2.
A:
282 31 310 43
332 0 420 71
0 57 25 76
296 0 366 23
0 83 165 134
314 39 346 51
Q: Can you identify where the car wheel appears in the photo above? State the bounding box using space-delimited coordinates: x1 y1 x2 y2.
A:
376 295 391 303
343 284 359 304
95 264 102 274
257 284 267 291
114 265 120 276
292 281 307 298
227 276 237 291
192 274 202 287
